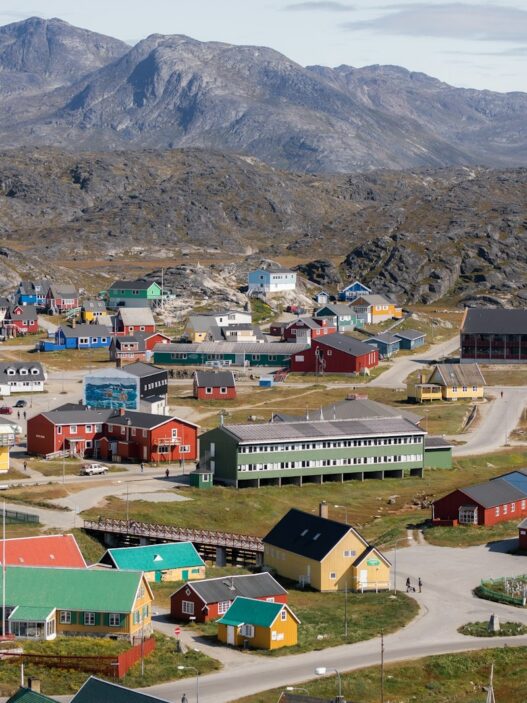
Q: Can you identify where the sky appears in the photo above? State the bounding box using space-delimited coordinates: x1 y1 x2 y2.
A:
0 0 526 92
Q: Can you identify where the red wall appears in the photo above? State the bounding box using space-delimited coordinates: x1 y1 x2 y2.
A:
434 489 527 526
27 415 56 456
102 418 198 463
290 340 378 373
170 588 287 623
195 386 236 401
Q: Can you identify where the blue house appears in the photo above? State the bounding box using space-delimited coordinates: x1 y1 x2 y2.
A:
366 333 401 358
16 280 49 308
394 329 426 350
39 324 112 352
338 281 372 302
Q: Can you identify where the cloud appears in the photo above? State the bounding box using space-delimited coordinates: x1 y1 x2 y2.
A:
342 3 527 42
284 1 354 12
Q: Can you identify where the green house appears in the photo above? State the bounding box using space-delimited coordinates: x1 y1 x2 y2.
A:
315 304 361 331
190 467 214 489
108 280 162 303
99 541 206 583
153 342 305 367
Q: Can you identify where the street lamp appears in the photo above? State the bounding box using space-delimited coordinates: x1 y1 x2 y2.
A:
314 667 344 703
178 665 199 703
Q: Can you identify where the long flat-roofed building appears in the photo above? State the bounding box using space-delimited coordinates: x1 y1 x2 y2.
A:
199 416 426 488
461 308 527 363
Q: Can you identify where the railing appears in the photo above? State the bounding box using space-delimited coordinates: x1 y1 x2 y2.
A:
84 517 264 552
3 509 39 525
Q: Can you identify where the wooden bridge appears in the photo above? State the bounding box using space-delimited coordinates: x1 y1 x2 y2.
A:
84 517 264 566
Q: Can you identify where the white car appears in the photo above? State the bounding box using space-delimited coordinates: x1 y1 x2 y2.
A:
80 463 109 476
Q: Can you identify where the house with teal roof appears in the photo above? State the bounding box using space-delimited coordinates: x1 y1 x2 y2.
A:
6 688 57 703
99 541 205 583
0 566 153 641
217 596 299 650
71 677 171 703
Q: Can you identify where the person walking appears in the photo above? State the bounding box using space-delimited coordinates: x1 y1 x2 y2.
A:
501 390 504 399
23 411 26 420
17 411 20 420
181 694 188 703
418 577 422 593
23 460 27 472
140 462 144 473
406 577 411 593
165 467 170 479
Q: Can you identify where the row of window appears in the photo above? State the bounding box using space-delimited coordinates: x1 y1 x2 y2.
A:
171 353 282 361
4 367 40 376
144 379 166 391
59 610 125 627
239 436 422 453
496 500 526 517
239 454 421 472
204 387 229 394
57 424 102 435
450 386 479 393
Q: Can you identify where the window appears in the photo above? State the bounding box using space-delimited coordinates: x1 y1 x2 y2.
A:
70 425 77 434
121 426 126 435
472 386 478 392
172 428 179 441
57 425 62 435
218 601 231 614
85 425 92 433
205 387 213 394
182 601 194 615
512 503 516 513
85 440 92 449
143 430 148 438
280 609 287 621
19 368 28 375
220 387 227 394
240 624 254 638
60 611 71 624
344 550 356 557
84 612 96 626
329 572 337 580
504 504 508 515
495 506 500 517
180 445 191 453
79 337 89 345
452 386 458 393
459 507 477 524
109 613 121 627
462 386 467 392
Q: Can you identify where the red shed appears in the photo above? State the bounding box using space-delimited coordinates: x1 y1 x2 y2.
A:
115 307 156 335
170 572 288 623
433 474 527 527
193 370 236 400
289 334 378 374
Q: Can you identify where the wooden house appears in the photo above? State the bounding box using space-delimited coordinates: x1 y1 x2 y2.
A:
0 534 86 569
289 334 378 374
217 596 299 650
2 305 39 336
193 370 236 400
365 333 401 358
99 542 205 583
411 363 485 402
338 280 371 301
348 294 402 325
393 329 426 350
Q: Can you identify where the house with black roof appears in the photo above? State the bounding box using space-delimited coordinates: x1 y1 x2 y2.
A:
289 333 379 374
461 307 527 363
263 504 390 592
170 571 287 622
193 370 236 400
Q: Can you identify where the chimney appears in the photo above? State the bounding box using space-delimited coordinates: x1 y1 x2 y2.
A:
27 678 41 693
71 317 76 328
119 408 126 416
319 501 328 519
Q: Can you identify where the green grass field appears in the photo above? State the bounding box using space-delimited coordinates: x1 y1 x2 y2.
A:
424 520 520 547
459 621 527 637
233 647 527 703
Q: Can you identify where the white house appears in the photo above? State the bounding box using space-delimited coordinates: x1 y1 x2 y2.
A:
0 362 46 393
248 268 297 294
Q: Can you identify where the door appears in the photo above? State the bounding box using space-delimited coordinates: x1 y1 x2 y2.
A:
155 571 162 583
143 446 148 460
227 625 235 645
182 570 189 581
359 569 368 588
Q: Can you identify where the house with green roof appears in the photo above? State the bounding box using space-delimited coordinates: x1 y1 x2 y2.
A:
0 566 153 642
217 596 299 650
71 676 170 703
99 541 206 583
6 687 57 703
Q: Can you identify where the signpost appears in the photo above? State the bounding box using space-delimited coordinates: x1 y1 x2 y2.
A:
174 626 181 637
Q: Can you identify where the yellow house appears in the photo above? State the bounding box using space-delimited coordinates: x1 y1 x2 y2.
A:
349 295 403 325
81 300 107 323
412 363 485 402
217 596 299 650
0 420 18 473
263 504 391 592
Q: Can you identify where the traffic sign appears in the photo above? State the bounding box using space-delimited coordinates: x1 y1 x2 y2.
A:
174 626 181 637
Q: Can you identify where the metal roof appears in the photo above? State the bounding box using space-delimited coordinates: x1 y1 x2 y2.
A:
0 534 86 569
194 370 235 387
394 329 426 341
42 404 113 425
366 333 401 345
0 361 45 382
72 677 171 703
7 687 58 703
82 300 106 312
350 294 394 306
118 307 156 326
316 304 355 316
217 596 297 627
155 342 309 355
313 333 375 357
461 478 527 509
495 471 527 494
224 416 424 443
59 324 112 338
107 410 197 430
104 542 204 572
109 280 159 291
273 397 422 425
433 363 486 387
6 304 38 321
424 436 453 449
120 361 165 378
462 308 527 335
180 572 287 604
263 508 367 561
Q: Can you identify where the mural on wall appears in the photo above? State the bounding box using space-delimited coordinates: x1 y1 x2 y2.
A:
84 376 139 410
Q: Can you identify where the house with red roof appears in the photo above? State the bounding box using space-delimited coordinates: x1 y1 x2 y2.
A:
0 534 86 568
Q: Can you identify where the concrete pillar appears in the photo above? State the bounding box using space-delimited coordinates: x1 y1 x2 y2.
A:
216 546 226 567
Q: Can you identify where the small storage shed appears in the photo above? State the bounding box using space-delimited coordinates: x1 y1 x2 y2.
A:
217 596 299 650
99 542 205 582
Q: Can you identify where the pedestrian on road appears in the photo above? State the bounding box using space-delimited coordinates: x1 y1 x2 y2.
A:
17 411 20 420
501 391 504 399
23 460 27 472
140 462 144 473
406 577 411 593
418 577 422 593
23 411 26 420
181 694 188 703
165 468 170 479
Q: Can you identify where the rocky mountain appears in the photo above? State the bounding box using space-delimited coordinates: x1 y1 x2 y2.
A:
0 147 526 306
0 18 526 172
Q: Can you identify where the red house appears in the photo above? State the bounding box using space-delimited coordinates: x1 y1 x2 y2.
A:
289 334 378 374
170 572 287 623
2 304 39 336
193 370 236 400
101 411 199 463
27 404 111 457
46 284 79 313
283 317 337 343
433 472 527 526
111 331 171 363
115 308 156 335
0 534 86 568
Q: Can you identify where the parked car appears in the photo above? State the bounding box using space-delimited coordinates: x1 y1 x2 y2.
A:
0 406 13 415
14 399 27 408
80 463 109 476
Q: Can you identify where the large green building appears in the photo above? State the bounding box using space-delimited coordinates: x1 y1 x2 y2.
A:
199 416 429 488
107 280 162 305
153 342 306 367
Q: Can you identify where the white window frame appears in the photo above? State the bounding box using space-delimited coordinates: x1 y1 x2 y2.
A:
84 612 96 626
218 601 231 614
240 623 254 638
70 425 77 434
182 601 195 615
109 613 121 627
280 609 287 621
329 571 337 580
59 610 71 624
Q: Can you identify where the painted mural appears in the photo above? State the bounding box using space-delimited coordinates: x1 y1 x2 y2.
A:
84 376 139 410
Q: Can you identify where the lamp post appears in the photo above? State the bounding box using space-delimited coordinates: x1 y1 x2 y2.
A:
392 536 408 594
315 667 344 703
178 665 199 703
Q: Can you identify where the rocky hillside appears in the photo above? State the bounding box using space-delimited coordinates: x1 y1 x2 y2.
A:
0 18 526 172
0 147 526 306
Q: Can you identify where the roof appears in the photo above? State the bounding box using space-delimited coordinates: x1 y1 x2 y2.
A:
433 363 486 387
316 304 356 316
352 545 391 568
194 370 236 388
9 605 55 621
272 397 422 425
118 307 156 326
178 572 287 604
6 688 58 703
48 284 78 296
350 294 395 306
0 362 45 382
59 324 112 338
121 361 165 378
518 518 527 530
394 329 426 341
6 304 38 321
82 300 106 312
425 436 453 450
223 416 424 443
263 508 367 561
109 280 159 291
460 478 527 509
155 342 309 355
252 267 294 275
41 404 113 426
217 596 297 627
495 470 527 493
366 333 401 345
72 677 170 703
104 542 204 572
0 534 86 568
0 566 146 612
313 333 375 357
462 308 527 335
106 410 198 430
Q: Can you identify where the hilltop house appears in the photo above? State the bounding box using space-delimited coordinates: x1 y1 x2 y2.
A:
348 294 402 325
99 542 205 583
338 280 372 301
248 268 297 294
45 284 79 313
315 304 359 331
16 280 50 308
115 307 156 335
107 280 163 307
263 504 390 592
81 300 107 323
2 304 39 336
282 317 337 344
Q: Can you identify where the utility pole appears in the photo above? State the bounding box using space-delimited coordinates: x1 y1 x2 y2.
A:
344 583 348 639
486 663 496 703
2 501 6 639
380 630 385 703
